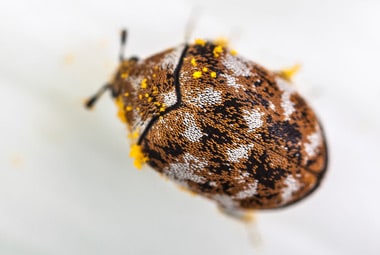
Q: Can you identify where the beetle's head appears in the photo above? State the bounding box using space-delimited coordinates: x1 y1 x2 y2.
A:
85 29 138 108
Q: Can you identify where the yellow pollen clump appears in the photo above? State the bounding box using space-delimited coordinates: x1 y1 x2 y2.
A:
154 102 161 106
159 107 165 112
191 58 197 67
195 38 206 46
213 45 223 57
153 73 157 78
148 97 153 102
125 105 133 112
145 93 149 98
138 94 143 100
202 67 208 72
210 71 217 78
121 73 129 79
124 92 129 97
128 130 139 139
129 144 148 170
230 49 238 56
141 78 147 89
115 97 126 123
193 71 202 79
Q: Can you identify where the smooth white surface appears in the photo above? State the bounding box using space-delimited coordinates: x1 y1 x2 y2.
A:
1 0 379 254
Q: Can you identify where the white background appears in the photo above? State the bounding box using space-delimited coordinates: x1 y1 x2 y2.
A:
1 0 379 254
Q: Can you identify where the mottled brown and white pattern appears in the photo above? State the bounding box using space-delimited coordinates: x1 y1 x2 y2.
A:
104 40 328 211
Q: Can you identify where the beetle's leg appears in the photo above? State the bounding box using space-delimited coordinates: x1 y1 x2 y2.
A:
218 205 255 222
184 7 201 43
276 63 301 81
84 83 110 109
119 29 127 62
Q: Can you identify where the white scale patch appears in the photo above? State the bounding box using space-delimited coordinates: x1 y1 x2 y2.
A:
243 109 264 132
281 175 301 204
160 45 184 69
235 180 259 200
221 74 243 89
269 101 276 111
186 87 222 108
227 144 254 163
164 153 207 184
276 78 296 120
304 128 322 162
163 90 177 107
182 112 203 142
223 54 251 76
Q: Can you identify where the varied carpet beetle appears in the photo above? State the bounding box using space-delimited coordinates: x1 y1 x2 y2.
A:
86 30 328 216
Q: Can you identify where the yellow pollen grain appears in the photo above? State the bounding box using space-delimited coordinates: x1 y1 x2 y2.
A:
193 71 202 79
129 144 148 170
145 93 149 98
138 94 143 100
160 107 165 112
141 78 147 89
202 67 208 72
136 107 140 111
121 73 129 79
125 105 133 112
148 97 153 102
214 37 229 47
153 73 157 78
210 71 217 78
124 92 129 97
230 49 238 56
154 102 161 106
195 38 206 46
191 58 197 67
213 45 223 57
279 64 301 81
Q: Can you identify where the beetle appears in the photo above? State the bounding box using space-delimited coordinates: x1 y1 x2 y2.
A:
86 29 328 218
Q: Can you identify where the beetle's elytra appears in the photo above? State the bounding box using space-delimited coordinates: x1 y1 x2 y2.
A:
86 30 328 213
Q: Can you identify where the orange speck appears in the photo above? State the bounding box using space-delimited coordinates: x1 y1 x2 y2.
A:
63 54 75 65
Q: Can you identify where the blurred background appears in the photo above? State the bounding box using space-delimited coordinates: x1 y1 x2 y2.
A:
1 0 379 254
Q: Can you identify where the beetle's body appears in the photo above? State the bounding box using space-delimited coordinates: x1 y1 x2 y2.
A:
89 37 327 212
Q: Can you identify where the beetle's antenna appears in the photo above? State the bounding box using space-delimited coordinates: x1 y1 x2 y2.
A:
184 7 201 43
85 84 110 109
119 29 127 62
